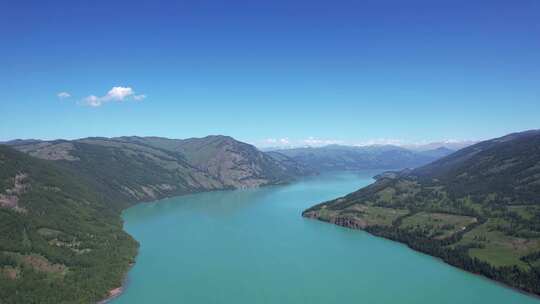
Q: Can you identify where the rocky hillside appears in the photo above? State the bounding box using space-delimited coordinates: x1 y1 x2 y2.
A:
7 135 310 205
303 130 540 295
271 144 454 172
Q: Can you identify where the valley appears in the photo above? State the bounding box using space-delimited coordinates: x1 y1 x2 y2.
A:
3 2 538 302
1 131 539 302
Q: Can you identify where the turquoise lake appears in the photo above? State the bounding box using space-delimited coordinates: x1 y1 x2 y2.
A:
113 171 539 303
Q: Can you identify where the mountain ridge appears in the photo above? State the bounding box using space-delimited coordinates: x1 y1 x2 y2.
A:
6 135 312 205
270 144 454 172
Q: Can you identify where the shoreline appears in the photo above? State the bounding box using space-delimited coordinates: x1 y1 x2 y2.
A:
94 179 296 304
98 172 537 303
304 214 540 301
97 287 123 304
96 262 135 304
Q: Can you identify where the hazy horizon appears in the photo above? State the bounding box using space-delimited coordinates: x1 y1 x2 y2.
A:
0 132 484 150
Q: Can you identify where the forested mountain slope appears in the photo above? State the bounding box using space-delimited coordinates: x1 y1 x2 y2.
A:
303 130 540 295
0 145 138 303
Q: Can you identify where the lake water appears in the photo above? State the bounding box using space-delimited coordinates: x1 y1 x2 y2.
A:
113 171 538 303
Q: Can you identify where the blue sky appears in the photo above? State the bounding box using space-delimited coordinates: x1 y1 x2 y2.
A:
1 0 539 147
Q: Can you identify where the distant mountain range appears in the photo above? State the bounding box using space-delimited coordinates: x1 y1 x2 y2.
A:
403 140 478 151
303 130 540 295
259 140 476 153
268 144 455 171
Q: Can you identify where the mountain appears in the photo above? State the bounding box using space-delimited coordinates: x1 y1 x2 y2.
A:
416 146 455 159
0 145 138 303
0 135 310 303
1 139 43 146
303 130 540 295
271 144 453 172
7 135 309 205
404 140 477 151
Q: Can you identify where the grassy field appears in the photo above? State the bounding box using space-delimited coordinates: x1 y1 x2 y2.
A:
455 218 540 269
401 212 477 239
345 205 409 227
310 204 408 228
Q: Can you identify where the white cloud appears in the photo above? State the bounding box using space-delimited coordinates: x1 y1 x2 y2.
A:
105 86 134 101
256 138 292 148
302 137 343 146
352 138 406 147
57 92 71 99
256 137 343 148
267 138 290 145
254 136 477 150
83 95 102 107
133 94 146 101
81 86 146 107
